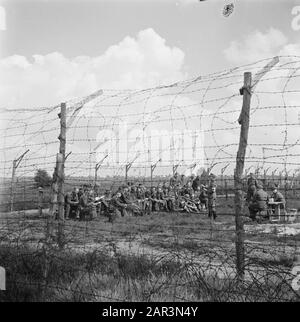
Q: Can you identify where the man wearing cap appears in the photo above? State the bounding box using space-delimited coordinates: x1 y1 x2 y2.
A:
247 173 258 203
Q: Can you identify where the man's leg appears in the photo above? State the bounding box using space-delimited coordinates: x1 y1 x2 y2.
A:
65 203 70 219
213 209 217 220
248 205 257 221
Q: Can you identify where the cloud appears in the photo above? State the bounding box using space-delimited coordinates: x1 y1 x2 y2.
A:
0 28 186 108
224 28 288 64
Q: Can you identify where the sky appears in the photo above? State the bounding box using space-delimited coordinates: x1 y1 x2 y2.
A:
0 0 299 100
0 0 299 178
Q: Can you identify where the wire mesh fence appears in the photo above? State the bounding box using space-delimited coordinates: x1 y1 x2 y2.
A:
0 55 300 301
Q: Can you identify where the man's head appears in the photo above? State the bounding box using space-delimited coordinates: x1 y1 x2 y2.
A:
271 184 278 193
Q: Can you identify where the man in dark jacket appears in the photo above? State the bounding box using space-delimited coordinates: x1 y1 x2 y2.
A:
199 184 208 211
247 173 258 202
248 184 269 221
65 187 79 219
110 191 128 218
207 185 217 220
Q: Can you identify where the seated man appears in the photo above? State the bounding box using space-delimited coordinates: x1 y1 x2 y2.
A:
123 186 142 216
110 191 128 219
150 187 159 212
156 186 168 211
101 189 113 216
163 186 174 212
269 184 286 213
246 173 258 203
181 193 199 213
248 184 269 221
169 172 180 188
136 184 145 211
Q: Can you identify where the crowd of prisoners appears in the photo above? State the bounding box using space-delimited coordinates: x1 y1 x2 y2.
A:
63 171 286 223
64 172 217 222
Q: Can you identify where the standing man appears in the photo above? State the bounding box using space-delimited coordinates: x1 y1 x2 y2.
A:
65 187 79 219
79 187 91 221
207 185 217 220
199 184 208 211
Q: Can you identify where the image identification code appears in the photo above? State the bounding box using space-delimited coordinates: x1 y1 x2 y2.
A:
146 306 198 317
102 306 199 319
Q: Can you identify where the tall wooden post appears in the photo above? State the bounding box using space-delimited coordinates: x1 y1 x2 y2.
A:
125 164 130 183
10 149 29 212
234 72 252 280
44 151 60 295
94 154 108 189
10 160 16 212
94 164 98 188
57 103 66 249
38 187 44 216
150 165 154 188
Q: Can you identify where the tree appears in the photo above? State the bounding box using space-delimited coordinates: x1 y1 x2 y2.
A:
34 169 52 188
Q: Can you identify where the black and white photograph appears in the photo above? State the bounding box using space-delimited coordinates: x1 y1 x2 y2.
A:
0 0 300 308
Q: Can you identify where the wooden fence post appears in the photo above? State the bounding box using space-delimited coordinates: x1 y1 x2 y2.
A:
234 72 252 280
38 187 44 216
57 103 66 249
10 149 29 212
43 153 60 296
10 160 16 212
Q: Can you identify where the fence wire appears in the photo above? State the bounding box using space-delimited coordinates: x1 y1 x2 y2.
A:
0 55 300 302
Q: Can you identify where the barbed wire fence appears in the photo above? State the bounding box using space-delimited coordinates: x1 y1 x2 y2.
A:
0 55 300 301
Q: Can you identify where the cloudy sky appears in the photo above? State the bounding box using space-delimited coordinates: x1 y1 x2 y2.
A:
0 0 299 178
0 0 299 106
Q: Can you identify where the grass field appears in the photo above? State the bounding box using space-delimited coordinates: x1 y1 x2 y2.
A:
1 177 300 301
0 198 299 302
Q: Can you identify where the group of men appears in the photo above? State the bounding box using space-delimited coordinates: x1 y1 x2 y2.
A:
64 173 218 222
246 173 286 222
